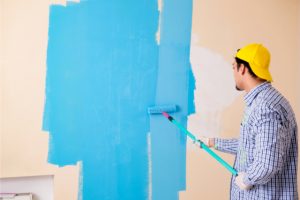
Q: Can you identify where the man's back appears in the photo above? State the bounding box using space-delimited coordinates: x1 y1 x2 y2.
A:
231 82 298 199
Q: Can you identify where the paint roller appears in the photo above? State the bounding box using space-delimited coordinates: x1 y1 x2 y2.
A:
148 104 238 176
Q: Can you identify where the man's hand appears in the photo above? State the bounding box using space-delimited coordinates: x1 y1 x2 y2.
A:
197 136 215 148
235 172 252 190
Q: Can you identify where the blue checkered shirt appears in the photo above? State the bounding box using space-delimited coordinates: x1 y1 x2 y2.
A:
215 82 298 199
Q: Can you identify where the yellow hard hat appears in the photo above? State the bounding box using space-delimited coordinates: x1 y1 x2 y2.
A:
236 43 272 82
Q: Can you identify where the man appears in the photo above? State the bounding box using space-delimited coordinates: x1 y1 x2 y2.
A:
201 43 298 199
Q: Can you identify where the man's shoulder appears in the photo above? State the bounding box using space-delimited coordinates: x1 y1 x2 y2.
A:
253 86 295 121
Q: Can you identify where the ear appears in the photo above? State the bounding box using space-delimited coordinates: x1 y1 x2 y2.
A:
240 64 247 75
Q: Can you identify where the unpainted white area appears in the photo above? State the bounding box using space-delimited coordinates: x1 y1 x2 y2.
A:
50 0 80 6
188 35 239 143
156 0 163 45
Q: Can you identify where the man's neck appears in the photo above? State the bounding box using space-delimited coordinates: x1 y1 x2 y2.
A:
244 78 266 93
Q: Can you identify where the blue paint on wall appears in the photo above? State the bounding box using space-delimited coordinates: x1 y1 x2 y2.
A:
44 0 194 199
150 0 194 199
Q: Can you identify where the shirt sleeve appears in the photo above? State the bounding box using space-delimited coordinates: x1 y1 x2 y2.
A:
214 138 239 155
243 110 288 186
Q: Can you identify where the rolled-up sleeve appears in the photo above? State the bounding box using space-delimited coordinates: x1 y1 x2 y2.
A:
214 138 239 155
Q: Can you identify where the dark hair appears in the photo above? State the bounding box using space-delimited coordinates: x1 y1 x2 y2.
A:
235 57 257 78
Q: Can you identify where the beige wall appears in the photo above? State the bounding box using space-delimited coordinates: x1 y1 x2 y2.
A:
1 0 4 176
1 0 299 200
298 1 300 127
1 1 79 199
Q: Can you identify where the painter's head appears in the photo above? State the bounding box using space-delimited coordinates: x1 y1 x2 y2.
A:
232 57 256 91
232 43 272 91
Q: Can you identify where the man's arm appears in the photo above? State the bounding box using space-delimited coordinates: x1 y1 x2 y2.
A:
214 138 239 155
243 110 288 186
198 136 239 155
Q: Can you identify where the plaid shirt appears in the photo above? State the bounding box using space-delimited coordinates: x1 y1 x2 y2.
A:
215 82 298 199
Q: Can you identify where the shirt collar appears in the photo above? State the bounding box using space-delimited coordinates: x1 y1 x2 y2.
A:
244 82 271 107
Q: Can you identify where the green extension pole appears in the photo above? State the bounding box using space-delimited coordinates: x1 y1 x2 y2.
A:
162 112 238 176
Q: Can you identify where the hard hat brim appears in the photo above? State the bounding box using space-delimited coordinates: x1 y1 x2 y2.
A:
250 62 273 82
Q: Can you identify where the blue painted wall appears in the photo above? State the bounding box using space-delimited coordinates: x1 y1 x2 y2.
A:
151 0 194 199
43 0 194 199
